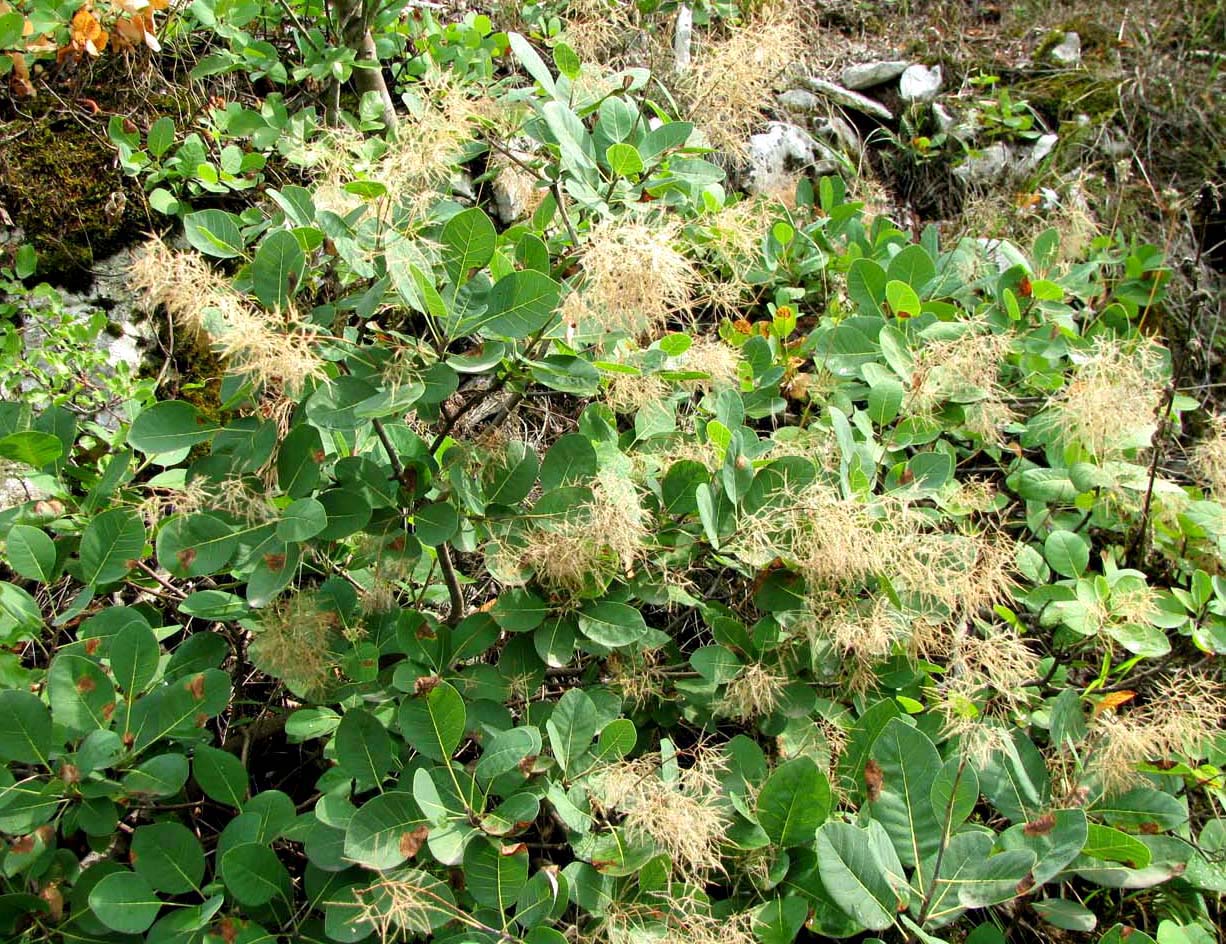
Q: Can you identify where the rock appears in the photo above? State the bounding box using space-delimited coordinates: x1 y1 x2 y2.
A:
1024 133 1059 169
954 143 1012 186
1048 32 1081 66
0 465 47 511
745 122 841 195
840 60 909 90
933 103 956 134
673 3 693 73
777 89 821 112
812 114 863 158
899 64 942 103
798 76 893 121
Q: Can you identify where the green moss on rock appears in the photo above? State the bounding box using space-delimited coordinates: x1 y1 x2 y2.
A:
0 114 145 288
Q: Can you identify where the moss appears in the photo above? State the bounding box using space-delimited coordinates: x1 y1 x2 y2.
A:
1017 72 1122 124
0 114 146 289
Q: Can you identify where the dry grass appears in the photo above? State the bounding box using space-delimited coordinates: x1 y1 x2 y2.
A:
905 326 1015 441
717 662 788 721
1191 413 1226 500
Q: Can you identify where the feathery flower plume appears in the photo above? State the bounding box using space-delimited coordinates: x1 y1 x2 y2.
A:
129 239 325 395
1045 336 1166 460
1087 674 1226 796
567 216 697 338
248 591 337 696
678 2 804 155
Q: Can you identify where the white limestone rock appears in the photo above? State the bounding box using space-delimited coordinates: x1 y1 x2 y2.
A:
841 60 908 90
899 64 942 103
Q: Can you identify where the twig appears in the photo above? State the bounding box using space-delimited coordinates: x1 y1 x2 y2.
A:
437 543 465 625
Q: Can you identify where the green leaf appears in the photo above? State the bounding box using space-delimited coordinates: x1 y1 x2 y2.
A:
0 581 42 645
155 513 236 578
335 708 395 791
110 618 160 695
123 753 189 797
476 726 543 783
595 718 636 761
577 601 647 648
546 688 597 777
977 729 1050 823
816 821 908 931
552 40 581 79
0 690 52 764
128 401 219 454
79 510 145 587
131 823 205 894
477 269 560 339
1031 898 1097 932
146 116 175 159
885 279 921 318
917 830 995 927
1000 809 1087 885
0 431 61 467
757 756 831 846
886 243 935 290
48 653 115 734
183 208 244 259
193 743 248 807
251 229 306 308
605 142 644 178
930 756 978 832
220 843 289 906
278 423 323 498
846 258 887 317
415 502 459 546
344 791 428 870
869 718 943 879
464 837 528 911
1081 824 1153 867
1044 530 1090 578
276 498 328 542
398 680 466 762
508 31 556 97
441 206 497 285
957 849 1038 908
1095 787 1187 831
88 870 163 934
5 525 56 583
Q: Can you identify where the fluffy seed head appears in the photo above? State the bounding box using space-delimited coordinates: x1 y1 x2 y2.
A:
1087 674 1226 796
248 591 337 696
718 663 787 721
679 3 805 155
567 217 697 338
1191 412 1226 501
1046 337 1166 460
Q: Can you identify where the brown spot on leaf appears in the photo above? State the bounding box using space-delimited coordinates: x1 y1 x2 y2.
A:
1023 813 1055 836
76 675 95 694
185 673 206 700
500 842 527 856
101 702 115 721
177 547 197 569
84 637 101 656
10 835 34 854
518 754 537 777
1139 821 1161 835
312 449 326 463
1015 873 1035 896
864 759 883 802
39 884 63 922
59 763 80 785
122 732 135 748
414 674 441 696
263 552 286 571
399 825 429 858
